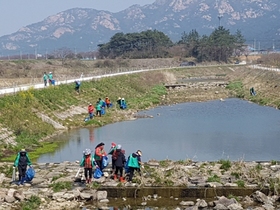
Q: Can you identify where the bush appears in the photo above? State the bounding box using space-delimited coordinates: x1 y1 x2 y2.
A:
218 159 232 171
21 195 41 210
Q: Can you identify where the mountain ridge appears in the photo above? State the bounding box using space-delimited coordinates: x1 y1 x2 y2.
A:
0 0 279 56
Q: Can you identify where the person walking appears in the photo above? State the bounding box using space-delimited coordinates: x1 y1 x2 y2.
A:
95 101 102 117
43 72 48 87
80 148 96 184
13 149 32 185
127 150 142 183
94 142 107 170
113 145 126 182
88 103 94 119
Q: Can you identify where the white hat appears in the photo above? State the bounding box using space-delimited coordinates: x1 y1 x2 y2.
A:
121 98 124 100
84 148 91 155
117 144 122 150
49 72 52 74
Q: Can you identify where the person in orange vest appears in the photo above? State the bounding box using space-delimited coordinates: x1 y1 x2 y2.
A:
105 97 112 108
94 142 107 170
80 149 96 184
88 103 94 119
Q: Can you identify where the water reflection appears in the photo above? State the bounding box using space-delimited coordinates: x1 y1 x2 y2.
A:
37 98 280 163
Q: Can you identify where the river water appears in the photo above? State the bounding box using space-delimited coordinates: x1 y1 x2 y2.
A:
37 98 280 163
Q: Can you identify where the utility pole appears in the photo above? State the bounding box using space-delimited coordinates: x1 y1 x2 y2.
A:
273 39 275 51
218 14 223 27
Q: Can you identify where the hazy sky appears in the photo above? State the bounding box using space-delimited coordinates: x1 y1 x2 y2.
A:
0 0 155 36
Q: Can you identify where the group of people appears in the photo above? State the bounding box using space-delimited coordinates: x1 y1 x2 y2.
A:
43 72 55 86
86 97 116 120
80 142 142 184
12 144 142 186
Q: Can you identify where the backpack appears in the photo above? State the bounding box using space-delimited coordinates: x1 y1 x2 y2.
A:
112 150 118 160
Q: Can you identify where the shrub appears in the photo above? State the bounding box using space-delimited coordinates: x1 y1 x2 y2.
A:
50 181 72 192
218 159 232 171
21 195 41 210
207 174 220 183
236 180 245 187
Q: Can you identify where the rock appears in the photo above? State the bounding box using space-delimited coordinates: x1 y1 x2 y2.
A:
97 191 107 200
180 201 194 206
4 195 16 203
195 199 208 208
80 192 92 200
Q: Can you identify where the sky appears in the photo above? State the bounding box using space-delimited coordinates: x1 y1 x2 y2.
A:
0 0 155 37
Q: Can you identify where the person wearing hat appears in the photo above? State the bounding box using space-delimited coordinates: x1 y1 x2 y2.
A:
48 72 53 85
94 142 107 170
120 98 127 109
13 149 32 185
80 148 96 184
117 97 121 106
113 145 126 182
127 150 142 182
88 103 94 119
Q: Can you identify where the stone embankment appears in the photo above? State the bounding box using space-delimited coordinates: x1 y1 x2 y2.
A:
1 159 280 209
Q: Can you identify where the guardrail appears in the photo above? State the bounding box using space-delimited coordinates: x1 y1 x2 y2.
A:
249 65 280 72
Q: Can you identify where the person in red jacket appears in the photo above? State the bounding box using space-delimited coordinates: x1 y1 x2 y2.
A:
88 103 94 119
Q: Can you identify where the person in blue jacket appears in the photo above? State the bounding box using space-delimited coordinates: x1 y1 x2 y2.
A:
13 149 32 185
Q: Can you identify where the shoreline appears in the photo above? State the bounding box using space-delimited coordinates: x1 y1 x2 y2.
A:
1 159 279 209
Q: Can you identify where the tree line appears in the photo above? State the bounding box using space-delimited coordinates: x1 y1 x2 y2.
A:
98 27 246 63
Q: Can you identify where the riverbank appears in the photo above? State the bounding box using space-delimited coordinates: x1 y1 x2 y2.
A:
1 59 280 209
1 159 280 209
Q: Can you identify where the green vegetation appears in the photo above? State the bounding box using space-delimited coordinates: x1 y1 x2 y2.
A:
20 195 41 210
255 163 263 171
98 27 245 63
226 81 244 98
0 71 167 160
236 180 245 187
50 181 72 192
218 159 232 171
271 160 278 165
207 174 221 183
159 160 171 167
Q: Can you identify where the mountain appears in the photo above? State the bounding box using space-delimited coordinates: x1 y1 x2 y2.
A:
0 0 279 56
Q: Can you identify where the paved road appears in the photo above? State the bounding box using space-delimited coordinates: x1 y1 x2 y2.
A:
2 63 276 96
0 67 173 95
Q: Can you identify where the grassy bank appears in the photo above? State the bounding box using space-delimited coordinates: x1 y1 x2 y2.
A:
0 71 168 161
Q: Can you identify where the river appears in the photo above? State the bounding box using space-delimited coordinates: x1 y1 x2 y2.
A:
37 98 280 163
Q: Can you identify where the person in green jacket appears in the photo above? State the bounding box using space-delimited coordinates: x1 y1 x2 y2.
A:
43 72 48 87
14 149 32 185
95 101 102 117
80 148 96 184
127 150 142 182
